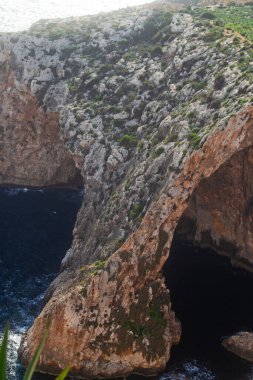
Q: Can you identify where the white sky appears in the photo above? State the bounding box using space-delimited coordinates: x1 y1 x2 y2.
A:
0 0 155 32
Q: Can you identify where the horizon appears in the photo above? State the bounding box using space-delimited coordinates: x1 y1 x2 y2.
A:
0 0 155 32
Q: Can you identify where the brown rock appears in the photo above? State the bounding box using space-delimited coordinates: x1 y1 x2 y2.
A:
177 145 253 271
0 5 252 377
19 107 253 377
0 51 80 187
222 332 253 362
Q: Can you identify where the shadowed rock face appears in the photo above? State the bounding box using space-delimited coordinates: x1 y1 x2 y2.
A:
177 145 253 271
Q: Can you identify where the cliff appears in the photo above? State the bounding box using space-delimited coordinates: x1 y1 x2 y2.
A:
0 37 80 187
0 1 252 377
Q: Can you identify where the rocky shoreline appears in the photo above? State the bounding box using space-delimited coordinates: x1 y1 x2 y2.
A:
0 0 253 377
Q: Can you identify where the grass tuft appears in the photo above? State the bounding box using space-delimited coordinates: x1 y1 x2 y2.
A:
0 321 71 380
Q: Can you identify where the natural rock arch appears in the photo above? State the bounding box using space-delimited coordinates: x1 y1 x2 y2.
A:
175 143 253 272
163 119 253 367
19 106 253 378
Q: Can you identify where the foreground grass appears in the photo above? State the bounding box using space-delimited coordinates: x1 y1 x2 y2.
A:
0 322 71 380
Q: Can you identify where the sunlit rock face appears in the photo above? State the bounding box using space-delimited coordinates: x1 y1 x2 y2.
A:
19 108 253 377
0 45 80 187
0 1 252 377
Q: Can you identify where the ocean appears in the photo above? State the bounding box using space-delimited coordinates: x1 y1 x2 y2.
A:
0 0 154 32
0 187 83 379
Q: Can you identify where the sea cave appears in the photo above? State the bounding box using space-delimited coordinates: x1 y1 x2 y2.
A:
160 144 253 379
0 1 253 379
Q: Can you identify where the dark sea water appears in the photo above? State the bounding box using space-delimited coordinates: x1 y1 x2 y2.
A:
0 187 83 379
1 187 253 380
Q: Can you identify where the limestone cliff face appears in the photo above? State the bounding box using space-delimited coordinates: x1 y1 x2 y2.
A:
0 1 252 377
19 106 253 377
0 41 79 187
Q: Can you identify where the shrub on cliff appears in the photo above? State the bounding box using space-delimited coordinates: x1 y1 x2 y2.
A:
118 134 137 148
148 45 163 58
214 74 226 90
201 11 216 20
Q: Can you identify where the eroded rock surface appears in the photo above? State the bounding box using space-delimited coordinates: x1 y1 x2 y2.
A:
177 145 253 271
0 1 252 377
0 39 80 187
223 332 253 362
19 107 253 377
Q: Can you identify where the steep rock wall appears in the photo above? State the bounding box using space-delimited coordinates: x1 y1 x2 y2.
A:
177 145 253 271
19 107 253 377
0 44 80 187
0 2 252 377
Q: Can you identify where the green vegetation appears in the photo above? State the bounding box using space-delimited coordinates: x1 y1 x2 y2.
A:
149 307 166 326
80 260 106 276
59 47 76 60
79 259 107 299
123 321 148 338
155 146 165 156
0 323 8 380
0 322 70 380
190 80 207 91
130 203 144 219
233 36 240 45
38 64 46 70
199 5 253 42
132 10 172 43
68 79 78 92
142 80 155 91
214 5 253 42
118 134 137 148
89 260 106 275
214 73 226 90
201 11 217 20
30 19 92 41
203 30 223 42
148 45 163 58
123 51 136 62
165 132 178 144
187 130 202 150
109 105 122 114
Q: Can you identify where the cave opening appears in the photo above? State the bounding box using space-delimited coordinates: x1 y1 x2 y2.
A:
163 237 253 379
162 146 253 379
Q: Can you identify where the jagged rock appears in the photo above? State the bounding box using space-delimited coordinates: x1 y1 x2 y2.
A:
0 1 252 377
171 13 192 33
222 332 253 362
19 107 253 377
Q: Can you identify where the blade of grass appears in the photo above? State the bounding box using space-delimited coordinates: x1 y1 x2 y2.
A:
23 319 51 380
55 365 72 380
0 322 10 380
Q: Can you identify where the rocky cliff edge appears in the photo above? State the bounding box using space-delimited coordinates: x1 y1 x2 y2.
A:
0 1 252 377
